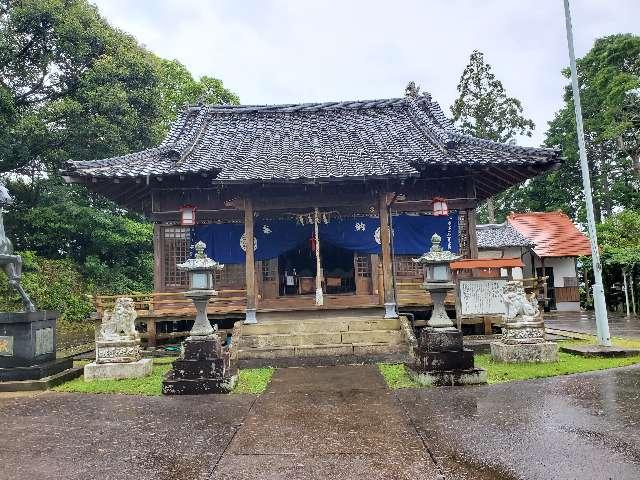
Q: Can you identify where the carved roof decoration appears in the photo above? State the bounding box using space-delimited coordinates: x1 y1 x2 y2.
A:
64 95 561 187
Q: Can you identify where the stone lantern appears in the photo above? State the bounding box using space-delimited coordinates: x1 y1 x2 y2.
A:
177 241 223 337
413 233 460 329
163 241 238 395
406 232 487 386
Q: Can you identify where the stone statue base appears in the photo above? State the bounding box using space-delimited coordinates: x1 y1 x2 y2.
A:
490 341 559 363
491 316 559 363
500 320 547 344
0 311 74 383
162 334 237 395
84 358 152 381
95 339 141 363
406 328 487 386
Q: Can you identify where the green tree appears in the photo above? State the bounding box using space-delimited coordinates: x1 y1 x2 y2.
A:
5 176 153 294
596 210 640 313
508 34 640 223
157 59 239 132
0 0 239 300
0 0 163 174
451 50 535 223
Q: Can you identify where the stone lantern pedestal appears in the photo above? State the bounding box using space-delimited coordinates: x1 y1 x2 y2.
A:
162 241 238 395
490 281 559 363
405 233 487 386
162 333 237 395
407 327 487 386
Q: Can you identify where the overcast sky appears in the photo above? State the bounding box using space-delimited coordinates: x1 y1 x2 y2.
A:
92 0 639 146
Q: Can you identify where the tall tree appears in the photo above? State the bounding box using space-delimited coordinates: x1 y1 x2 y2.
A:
509 34 640 223
451 50 535 223
0 0 239 177
157 59 239 132
0 0 239 295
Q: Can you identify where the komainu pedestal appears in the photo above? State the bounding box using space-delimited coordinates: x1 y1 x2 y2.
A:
84 297 152 381
406 328 487 386
490 281 559 363
162 333 237 395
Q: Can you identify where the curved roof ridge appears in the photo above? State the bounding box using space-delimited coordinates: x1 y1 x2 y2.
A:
176 97 410 115
450 131 560 157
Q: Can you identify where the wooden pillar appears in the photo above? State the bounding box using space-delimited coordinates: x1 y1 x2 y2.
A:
466 209 478 259
153 224 163 292
146 319 157 348
465 175 478 259
379 193 398 318
314 207 323 306
244 198 257 323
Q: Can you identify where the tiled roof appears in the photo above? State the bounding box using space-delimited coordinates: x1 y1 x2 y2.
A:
64 95 561 182
476 222 534 248
508 212 592 258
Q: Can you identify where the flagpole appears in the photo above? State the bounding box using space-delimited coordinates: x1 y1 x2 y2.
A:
563 0 611 346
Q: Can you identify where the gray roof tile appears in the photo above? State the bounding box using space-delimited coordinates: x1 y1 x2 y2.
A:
477 222 535 248
65 96 561 182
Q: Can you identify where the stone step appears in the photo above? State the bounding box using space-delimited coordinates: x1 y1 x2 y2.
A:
236 342 406 360
238 329 403 348
241 318 400 335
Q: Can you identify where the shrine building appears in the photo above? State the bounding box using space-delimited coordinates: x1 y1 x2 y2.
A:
64 91 561 355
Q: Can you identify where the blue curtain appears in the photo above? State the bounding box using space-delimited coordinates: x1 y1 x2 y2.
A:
193 220 312 263
318 212 458 254
192 212 459 263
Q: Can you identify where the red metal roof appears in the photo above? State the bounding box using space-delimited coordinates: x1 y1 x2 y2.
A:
508 211 592 258
450 258 524 270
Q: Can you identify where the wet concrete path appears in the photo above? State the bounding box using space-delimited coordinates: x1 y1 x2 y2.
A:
397 364 640 479
2 364 640 479
215 365 440 479
545 311 640 339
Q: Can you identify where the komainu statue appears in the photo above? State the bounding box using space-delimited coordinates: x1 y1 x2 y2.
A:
98 297 138 341
95 296 141 364
500 280 545 344
0 181 35 312
502 280 540 321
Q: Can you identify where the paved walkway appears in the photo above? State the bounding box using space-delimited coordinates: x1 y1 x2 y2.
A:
398 364 640 479
2 364 640 479
215 366 439 479
545 311 640 339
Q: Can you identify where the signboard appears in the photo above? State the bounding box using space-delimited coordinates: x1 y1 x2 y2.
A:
459 279 507 316
35 328 54 356
0 336 13 356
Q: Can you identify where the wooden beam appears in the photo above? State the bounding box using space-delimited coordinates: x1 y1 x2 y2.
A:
252 193 376 211
244 198 257 323
379 193 397 317
391 198 477 213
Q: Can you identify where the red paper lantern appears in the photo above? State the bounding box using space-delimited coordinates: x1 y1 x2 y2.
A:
432 197 448 216
180 204 197 226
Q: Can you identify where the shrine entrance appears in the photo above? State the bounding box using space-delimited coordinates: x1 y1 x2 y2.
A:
278 242 358 297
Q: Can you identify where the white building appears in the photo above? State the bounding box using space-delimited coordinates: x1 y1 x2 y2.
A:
476 212 591 312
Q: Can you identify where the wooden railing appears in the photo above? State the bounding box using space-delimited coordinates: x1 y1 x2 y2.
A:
396 280 455 307
91 289 247 320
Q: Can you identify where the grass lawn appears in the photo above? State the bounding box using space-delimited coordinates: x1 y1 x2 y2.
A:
379 338 640 389
53 357 274 396
234 367 275 394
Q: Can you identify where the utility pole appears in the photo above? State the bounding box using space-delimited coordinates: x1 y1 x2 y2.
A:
623 270 631 317
563 0 611 346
